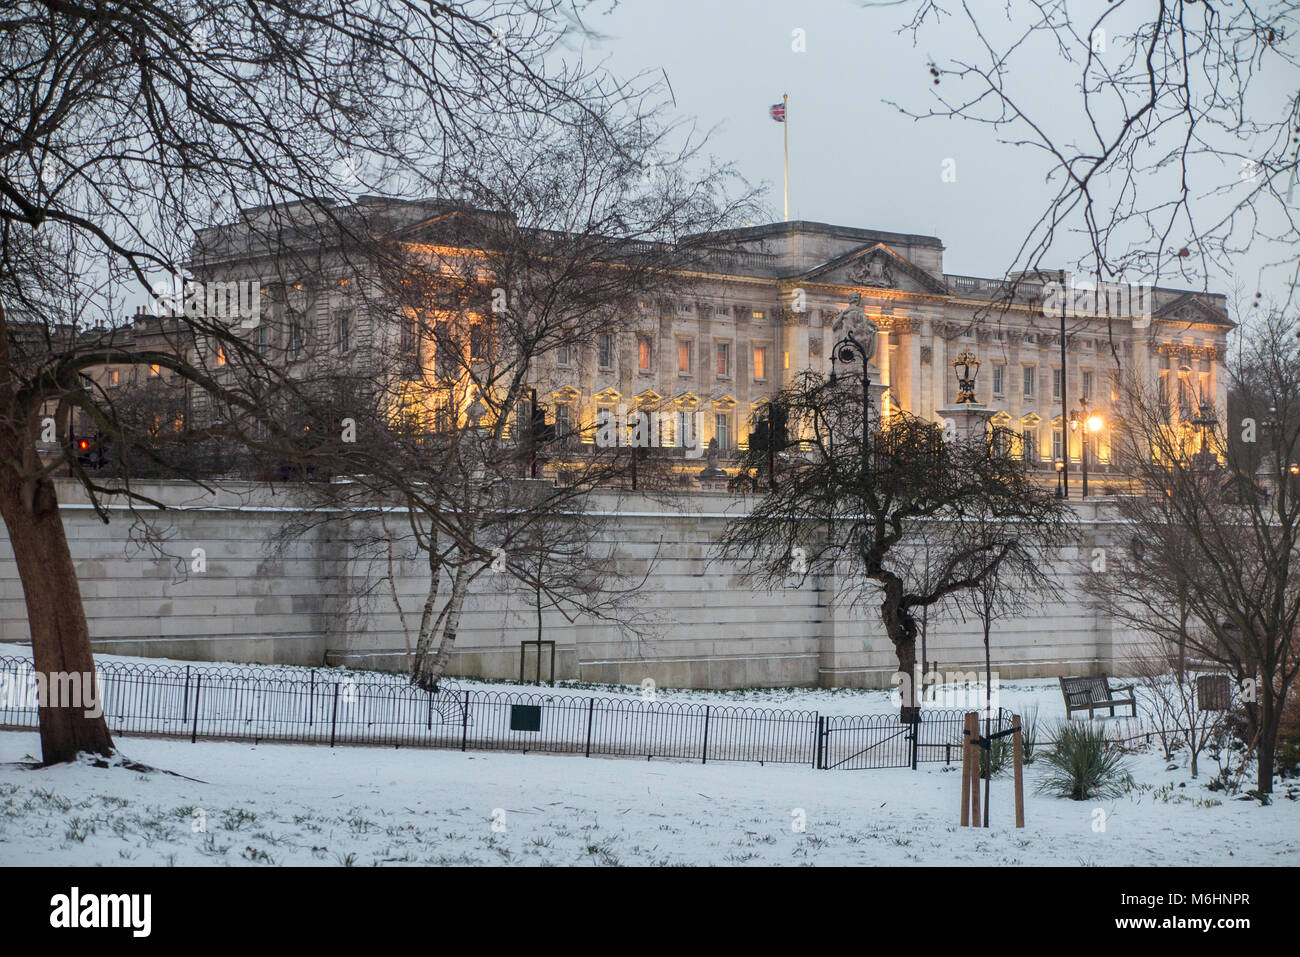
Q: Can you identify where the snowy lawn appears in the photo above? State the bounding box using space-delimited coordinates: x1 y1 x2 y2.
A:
1 728 1296 866
2 643 1296 866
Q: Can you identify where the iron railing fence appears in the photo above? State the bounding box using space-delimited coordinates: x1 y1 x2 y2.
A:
0 655 1016 770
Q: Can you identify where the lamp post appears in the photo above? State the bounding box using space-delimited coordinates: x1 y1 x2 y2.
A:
1054 458 1065 498
829 330 873 477
1068 396 1104 498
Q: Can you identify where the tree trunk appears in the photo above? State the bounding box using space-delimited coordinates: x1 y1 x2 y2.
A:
409 545 442 687
0 463 114 763
1255 693 1279 797
417 563 472 689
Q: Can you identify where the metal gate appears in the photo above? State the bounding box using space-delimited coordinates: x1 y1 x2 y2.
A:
817 708 1011 770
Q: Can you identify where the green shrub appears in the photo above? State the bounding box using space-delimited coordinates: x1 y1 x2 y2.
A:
981 729 1015 778
1037 721 1130 800
1020 705 1039 765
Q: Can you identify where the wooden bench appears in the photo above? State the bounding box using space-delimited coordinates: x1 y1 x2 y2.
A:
1059 676 1137 719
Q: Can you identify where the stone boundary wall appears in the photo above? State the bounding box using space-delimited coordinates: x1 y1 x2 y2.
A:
0 480 1139 689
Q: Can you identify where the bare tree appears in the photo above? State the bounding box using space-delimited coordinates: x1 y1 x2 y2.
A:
1090 310 1300 797
895 2 1300 311
227 105 755 688
0 0 704 762
714 372 1071 717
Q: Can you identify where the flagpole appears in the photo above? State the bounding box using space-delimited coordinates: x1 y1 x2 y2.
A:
783 93 789 222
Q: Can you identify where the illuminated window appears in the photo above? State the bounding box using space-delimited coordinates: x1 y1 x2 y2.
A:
638 337 651 372
716 341 730 377
753 346 767 381
216 346 227 366
752 310 765 320
109 369 120 387
149 364 161 377
677 339 693 374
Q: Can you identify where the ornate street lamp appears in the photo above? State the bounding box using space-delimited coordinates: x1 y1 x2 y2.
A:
1054 458 1065 498
829 330 874 474
1068 396 1104 497
951 348 981 404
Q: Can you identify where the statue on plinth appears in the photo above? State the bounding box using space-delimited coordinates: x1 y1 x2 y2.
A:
831 291 878 364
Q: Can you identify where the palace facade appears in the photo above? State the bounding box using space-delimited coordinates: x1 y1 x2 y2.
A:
184 200 1234 487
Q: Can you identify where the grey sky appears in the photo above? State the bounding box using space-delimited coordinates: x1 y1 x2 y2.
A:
582 0 1298 312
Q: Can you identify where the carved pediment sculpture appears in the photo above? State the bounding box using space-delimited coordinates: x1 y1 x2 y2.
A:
848 251 895 288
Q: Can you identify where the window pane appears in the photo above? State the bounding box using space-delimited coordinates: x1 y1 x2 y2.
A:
753 346 766 380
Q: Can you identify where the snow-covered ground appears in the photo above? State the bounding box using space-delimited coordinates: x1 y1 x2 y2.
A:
1 729 1295 866
1 645 1296 866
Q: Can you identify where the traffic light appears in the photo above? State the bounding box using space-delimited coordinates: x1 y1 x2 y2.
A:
530 405 555 444
73 433 103 470
751 404 789 453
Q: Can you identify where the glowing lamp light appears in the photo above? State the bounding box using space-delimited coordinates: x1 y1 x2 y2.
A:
1087 414 1103 433
77 439 90 452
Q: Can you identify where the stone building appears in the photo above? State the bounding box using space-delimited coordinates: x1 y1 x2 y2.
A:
185 202 1234 485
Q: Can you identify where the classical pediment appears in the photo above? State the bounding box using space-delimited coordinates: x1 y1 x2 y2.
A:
793 243 948 295
1153 292 1233 328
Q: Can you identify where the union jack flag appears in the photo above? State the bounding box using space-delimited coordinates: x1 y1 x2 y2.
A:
769 102 786 122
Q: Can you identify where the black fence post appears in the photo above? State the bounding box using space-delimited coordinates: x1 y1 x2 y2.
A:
911 713 919 771
330 682 339 748
815 715 825 770
308 670 315 727
427 690 433 731
190 674 201 744
584 698 595 758
181 666 190 723
460 690 470 751
701 706 711 764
